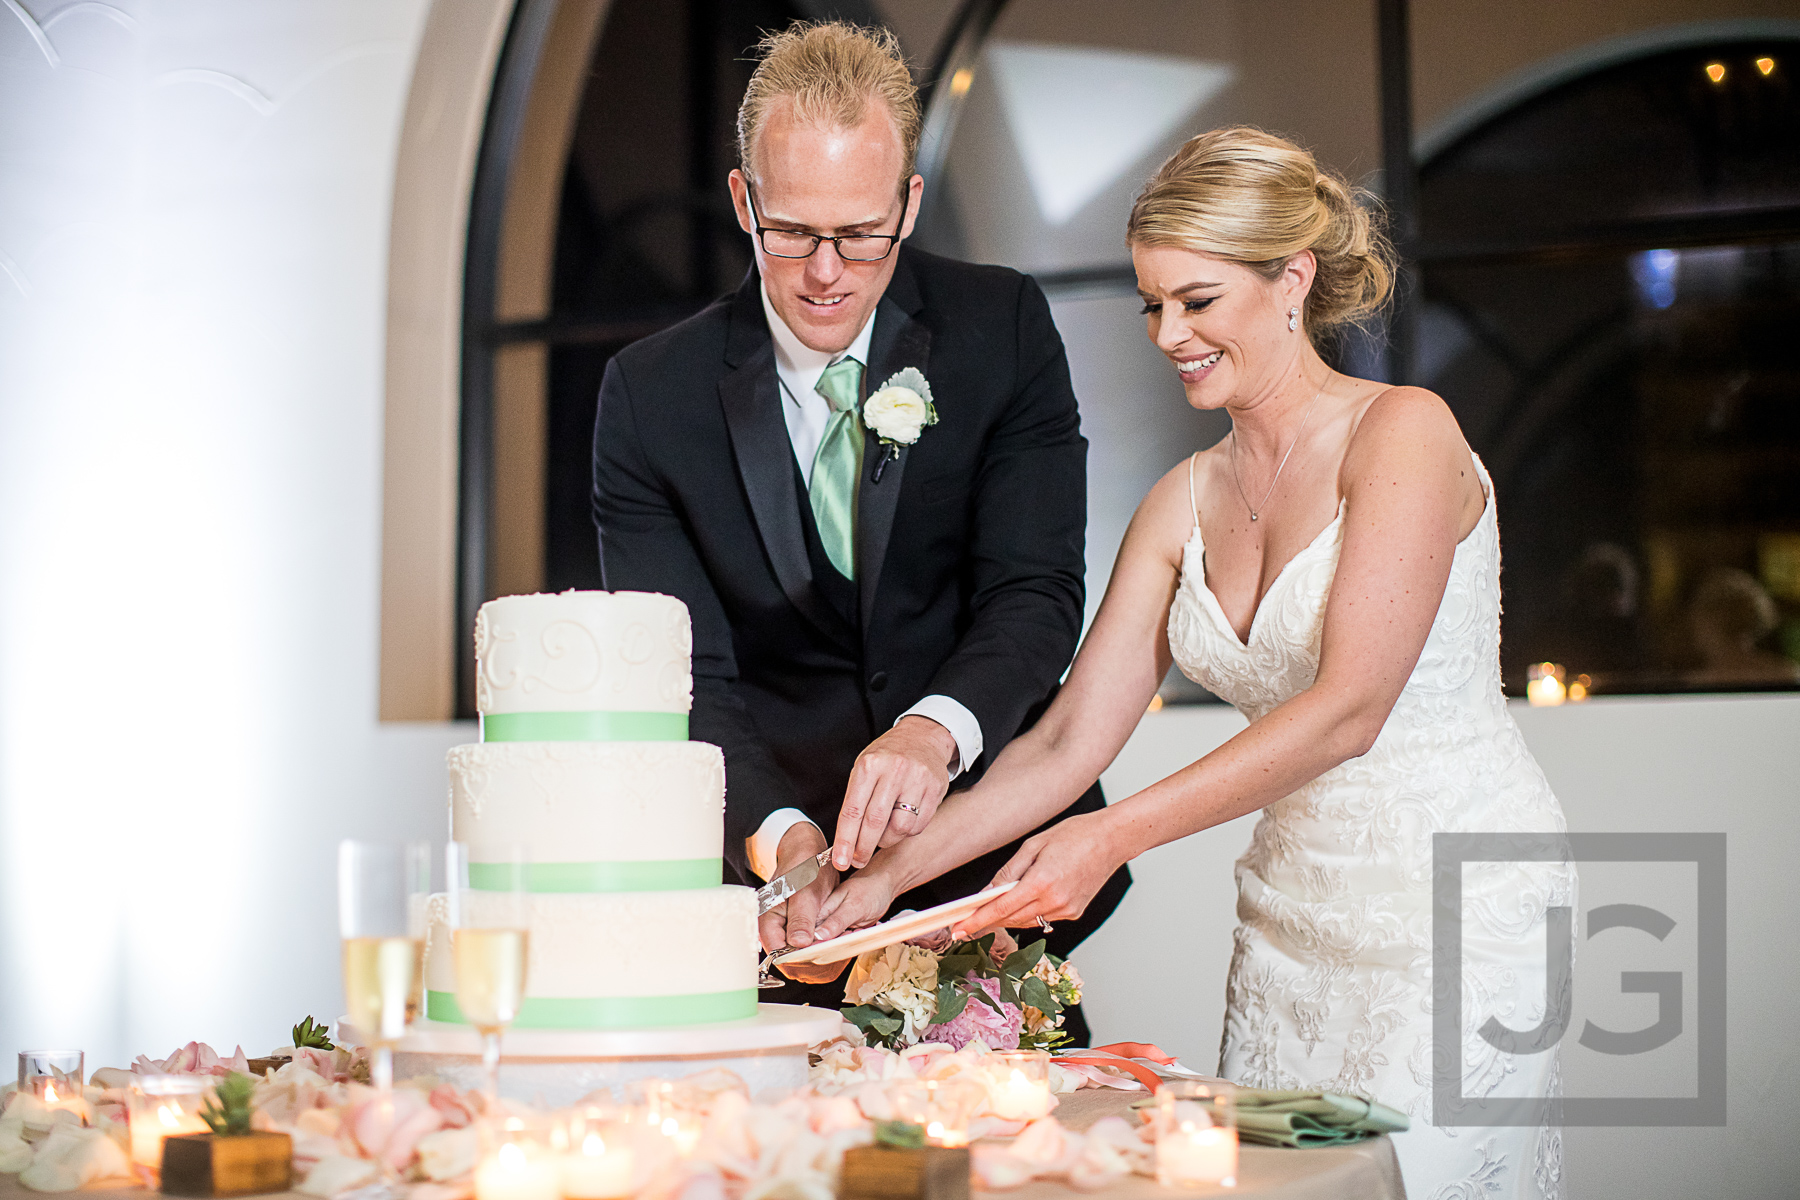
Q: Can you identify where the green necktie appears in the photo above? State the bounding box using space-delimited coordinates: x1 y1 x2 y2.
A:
810 356 865 581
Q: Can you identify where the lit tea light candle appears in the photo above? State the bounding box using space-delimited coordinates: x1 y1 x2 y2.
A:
1526 663 1567 707
39 1081 87 1119
476 1142 562 1200
891 1078 981 1147
560 1132 634 1199
987 1051 1053 1121
1157 1120 1238 1188
18 1049 87 1124
127 1078 211 1184
632 1083 700 1157
1154 1082 1238 1189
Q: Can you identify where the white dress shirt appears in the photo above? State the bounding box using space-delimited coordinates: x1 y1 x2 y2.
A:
745 284 985 880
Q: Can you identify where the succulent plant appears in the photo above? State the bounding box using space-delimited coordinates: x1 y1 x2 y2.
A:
200 1072 258 1136
291 1015 335 1051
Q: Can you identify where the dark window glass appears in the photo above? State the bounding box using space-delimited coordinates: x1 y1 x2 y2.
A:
541 0 799 594
1418 40 1800 696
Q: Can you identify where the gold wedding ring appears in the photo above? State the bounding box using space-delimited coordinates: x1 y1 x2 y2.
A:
895 802 920 814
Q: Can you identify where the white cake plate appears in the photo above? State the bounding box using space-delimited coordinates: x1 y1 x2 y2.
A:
342 1004 844 1106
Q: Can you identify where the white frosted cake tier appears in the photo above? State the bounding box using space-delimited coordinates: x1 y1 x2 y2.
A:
423 887 758 1029
475 591 692 717
449 742 725 889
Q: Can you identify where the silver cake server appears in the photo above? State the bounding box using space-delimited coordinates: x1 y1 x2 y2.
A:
755 848 832 914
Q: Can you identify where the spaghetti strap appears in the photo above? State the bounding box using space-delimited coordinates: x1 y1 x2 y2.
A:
1186 452 1201 529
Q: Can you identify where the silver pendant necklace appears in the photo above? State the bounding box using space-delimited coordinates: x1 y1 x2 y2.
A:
1230 376 1329 522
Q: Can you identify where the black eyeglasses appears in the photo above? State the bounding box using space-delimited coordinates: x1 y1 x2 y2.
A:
745 181 911 262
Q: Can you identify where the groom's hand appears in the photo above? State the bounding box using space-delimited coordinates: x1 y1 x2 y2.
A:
833 716 958 870
758 821 839 961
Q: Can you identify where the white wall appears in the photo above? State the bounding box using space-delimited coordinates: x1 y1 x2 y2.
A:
0 0 461 1069
1080 693 1800 1200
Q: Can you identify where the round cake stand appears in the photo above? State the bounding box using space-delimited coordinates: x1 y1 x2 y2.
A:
349 1004 844 1105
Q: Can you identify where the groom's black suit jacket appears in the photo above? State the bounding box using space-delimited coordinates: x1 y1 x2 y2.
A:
591 247 1129 944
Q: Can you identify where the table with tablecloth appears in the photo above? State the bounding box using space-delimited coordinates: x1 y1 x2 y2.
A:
0 1086 1404 1200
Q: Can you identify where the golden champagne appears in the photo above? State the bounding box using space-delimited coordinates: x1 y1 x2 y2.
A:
341 935 422 1042
452 927 530 1031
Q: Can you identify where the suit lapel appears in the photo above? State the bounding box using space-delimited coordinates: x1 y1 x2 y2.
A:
857 256 931 634
718 280 840 638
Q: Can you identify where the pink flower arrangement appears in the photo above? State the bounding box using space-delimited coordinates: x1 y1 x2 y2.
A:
925 975 1023 1051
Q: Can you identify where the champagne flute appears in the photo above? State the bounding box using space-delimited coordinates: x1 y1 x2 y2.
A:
338 840 428 1191
338 841 428 1087
447 842 530 1105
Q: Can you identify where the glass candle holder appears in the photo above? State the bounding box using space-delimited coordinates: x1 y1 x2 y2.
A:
127 1075 213 1184
1526 662 1567 706
628 1081 700 1157
1154 1081 1237 1189
18 1050 87 1124
988 1049 1053 1121
18 1049 84 1097
474 1117 561 1200
558 1106 636 1199
890 1078 984 1147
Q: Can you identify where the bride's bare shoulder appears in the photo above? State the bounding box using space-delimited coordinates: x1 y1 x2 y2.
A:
1343 384 1470 470
1339 383 1483 525
1127 452 1215 565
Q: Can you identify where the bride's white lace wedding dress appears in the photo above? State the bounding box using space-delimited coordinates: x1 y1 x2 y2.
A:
1167 453 1575 1200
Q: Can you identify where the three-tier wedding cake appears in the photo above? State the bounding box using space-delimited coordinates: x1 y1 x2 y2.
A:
421 590 760 1029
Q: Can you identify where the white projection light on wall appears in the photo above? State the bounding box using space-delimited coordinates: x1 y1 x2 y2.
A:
985 42 1235 226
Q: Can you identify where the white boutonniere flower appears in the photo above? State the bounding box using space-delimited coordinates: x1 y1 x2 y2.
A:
862 368 937 482
863 367 938 447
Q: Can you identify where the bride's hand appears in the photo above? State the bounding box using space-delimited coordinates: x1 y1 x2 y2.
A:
771 866 898 984
951 809 1121 938
808 865 899 944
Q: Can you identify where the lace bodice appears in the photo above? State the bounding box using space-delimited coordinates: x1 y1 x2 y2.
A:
1171 453 1573 1200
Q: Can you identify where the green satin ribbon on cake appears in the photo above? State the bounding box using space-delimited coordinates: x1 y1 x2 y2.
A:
469 859 721 892
426 989 756 1029
480 711 688 742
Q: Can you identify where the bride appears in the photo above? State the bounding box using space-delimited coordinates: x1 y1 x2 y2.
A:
805 127 1575 1200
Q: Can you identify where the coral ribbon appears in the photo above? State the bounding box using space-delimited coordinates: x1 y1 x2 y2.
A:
1090 1041 1177 1064
1053 1042 1180 1092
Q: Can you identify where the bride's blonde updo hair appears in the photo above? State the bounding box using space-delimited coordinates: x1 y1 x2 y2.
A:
1128 127 1395 341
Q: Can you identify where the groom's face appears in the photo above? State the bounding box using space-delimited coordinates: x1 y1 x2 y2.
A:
730 98 922 355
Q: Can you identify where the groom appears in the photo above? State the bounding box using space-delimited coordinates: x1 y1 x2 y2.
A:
590 21 1128 1016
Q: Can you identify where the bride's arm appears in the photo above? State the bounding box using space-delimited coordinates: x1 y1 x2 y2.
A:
954 387 1483 935
806 461 1194 941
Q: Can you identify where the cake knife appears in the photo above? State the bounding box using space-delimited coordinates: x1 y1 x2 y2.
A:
755 849 832 914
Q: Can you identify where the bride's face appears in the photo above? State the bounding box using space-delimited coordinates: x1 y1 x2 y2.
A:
1132 243 1311 411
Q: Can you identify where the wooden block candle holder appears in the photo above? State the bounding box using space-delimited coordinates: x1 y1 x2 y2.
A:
159 1131 294 1197
840 1144 970 1200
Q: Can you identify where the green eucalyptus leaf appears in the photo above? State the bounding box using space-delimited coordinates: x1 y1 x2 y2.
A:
842 1004 900 1036
968 986 1003 1013
934 981 968 1023
1001 940 1047 978
1020 975 1060 1014
997 976 1021 1006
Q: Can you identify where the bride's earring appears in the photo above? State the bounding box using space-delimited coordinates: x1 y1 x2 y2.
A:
1288 306 1300 332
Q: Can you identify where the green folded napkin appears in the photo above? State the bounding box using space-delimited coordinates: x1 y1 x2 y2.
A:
1133 1088 1410 1148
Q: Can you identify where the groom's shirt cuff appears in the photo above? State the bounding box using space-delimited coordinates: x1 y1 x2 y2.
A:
899 694 983 779
746 808 820 882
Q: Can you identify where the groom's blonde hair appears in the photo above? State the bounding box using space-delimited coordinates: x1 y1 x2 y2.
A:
737 21 921 188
